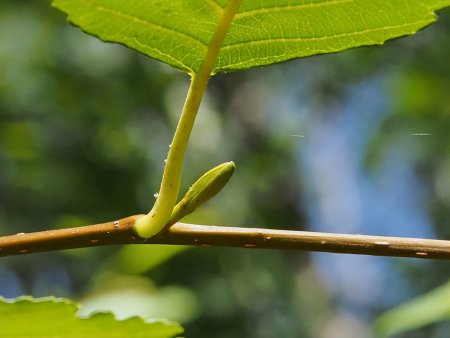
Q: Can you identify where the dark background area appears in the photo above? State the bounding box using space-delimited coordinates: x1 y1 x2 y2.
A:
0 1 449 337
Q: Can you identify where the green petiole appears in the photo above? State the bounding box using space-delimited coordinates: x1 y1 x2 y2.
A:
134 0 242 239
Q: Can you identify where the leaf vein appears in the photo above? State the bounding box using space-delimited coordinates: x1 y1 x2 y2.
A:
205 0 224 14
78 0 208 50
235 0 354 20
132 37 194 73
221 19 431 51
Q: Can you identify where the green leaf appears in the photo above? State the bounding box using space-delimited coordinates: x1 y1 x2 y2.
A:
0 296 183 338
374 280 450 337
52 0 450 74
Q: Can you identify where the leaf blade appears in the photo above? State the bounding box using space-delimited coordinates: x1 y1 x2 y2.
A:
52 0 215 73
216 0 450 72
52 0 450 74
0 296 183 338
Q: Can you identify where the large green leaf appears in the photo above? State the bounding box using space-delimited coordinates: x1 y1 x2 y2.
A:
374 280 450 337
0 296 183 338
52 0 450 74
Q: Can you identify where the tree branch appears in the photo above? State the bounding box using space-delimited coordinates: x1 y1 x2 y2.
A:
1 215 450 259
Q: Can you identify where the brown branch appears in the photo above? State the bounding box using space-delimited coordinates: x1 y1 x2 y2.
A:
1 214 450 259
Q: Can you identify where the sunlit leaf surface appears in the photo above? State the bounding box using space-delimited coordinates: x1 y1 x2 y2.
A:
52 0 450 74
0 297 183 338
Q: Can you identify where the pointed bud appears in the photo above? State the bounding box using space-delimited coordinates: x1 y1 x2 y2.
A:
167 161 235 227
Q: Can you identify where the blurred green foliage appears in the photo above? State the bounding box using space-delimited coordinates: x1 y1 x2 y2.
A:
375 280 450 337
0 1 450 337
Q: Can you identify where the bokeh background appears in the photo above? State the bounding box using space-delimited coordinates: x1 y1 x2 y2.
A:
1 1 450 337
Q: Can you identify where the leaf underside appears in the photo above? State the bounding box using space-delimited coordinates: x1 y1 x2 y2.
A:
52 0 450 75
0 296 183 338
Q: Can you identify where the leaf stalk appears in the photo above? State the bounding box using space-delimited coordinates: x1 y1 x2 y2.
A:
134 0 242 238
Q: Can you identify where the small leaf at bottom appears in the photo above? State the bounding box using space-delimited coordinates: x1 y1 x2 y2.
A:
0 296 183 338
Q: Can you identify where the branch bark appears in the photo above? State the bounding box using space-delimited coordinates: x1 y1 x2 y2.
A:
1 214 450 259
